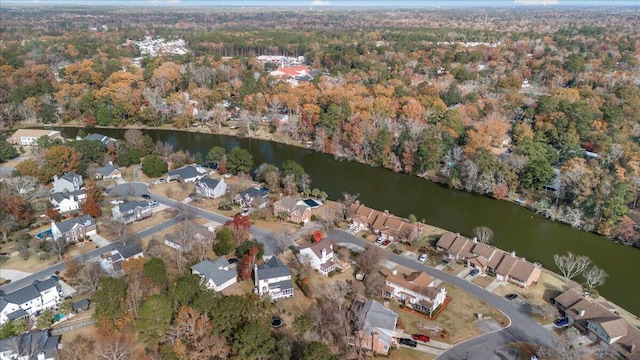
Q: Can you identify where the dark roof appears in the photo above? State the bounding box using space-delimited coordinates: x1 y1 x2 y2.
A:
55 215 96 234
61 172 82 183
72 299 90 311
51 189 85 203
0 331 59 359
267 279 294 292
168 166 201 179
257 256 291 280
96 163 119 176
117 200 149 213
85 133 116 144
198 177 221 189
1 278 59 308
116 243 143 259
239 187 269 199
6 308 28 320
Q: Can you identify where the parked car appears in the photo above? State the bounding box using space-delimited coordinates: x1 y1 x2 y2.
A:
376 237 385 244
228 258 238 264
418 254 428 263
141 194 151 199
411 334 430 342
381 240 391 247
149 200 159 208
469 268 480 276
554 318 569 327
398 338 418 347
157 178 166 183
505 293 518 300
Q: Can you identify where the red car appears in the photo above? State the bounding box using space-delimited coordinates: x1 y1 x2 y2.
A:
381 240 391 246
412 334 430 342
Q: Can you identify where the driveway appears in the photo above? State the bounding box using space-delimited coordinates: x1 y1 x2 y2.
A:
0 269 33 281
328 229 554 360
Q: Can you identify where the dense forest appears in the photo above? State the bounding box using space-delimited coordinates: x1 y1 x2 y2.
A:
1 6 639 244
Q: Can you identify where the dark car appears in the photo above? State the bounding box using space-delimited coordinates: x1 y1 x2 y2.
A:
141 194 151 199
411 334 430 342
554 318 569 327
505 293 518 300
228 258 238 264
398 338 417 348
469 269 480 276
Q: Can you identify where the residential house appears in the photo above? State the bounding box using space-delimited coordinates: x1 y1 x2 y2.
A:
0 278 62 325
167 166 206 183
49 190 86 213
436 232 542 288
95 162 121 180
235 186 269 209
191 258 237 292
346 202 422 240
254 256 294 300
112 201 152 224
164 220 214 252
356 300 398 355
554 289 640 359
0 330 61 360
8 129 62 146
84 133 117 146
99 243 144 276
52 172 83 193
195 177 227 199
298 238 336 276
383 270 447 315
273 196 312 224
50 215 97 242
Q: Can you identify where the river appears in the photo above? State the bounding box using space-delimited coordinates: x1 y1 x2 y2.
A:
59 127 640 316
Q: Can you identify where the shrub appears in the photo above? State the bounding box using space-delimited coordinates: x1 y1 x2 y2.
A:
310 214 317 221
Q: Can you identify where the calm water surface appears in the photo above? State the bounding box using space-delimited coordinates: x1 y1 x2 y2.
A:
61 128 640 316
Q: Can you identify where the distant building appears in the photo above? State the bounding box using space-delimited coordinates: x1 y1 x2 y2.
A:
8 129 62 146
111 201 152 224
52 172 83 193
167 166 207 183
99 243 144 276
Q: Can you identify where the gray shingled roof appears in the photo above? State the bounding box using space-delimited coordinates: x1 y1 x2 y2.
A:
240 187 268 199
116 243 143 259
198 177 220 189
192 258 236 287
72 299 90 311
257 256 291 280
117 200 149 213
61 172 81 183
168 166 201 179
1 278 59 307
6 308 28 320
85 133 115 144
362 300 398 349
0 331 60 359
96 163 119 176
267 279 293 292
51 189 85 203
55 215 96 234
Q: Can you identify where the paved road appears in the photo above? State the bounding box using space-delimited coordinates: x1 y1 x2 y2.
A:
328 229 554 360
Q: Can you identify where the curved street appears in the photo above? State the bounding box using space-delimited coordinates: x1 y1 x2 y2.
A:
2 182 555 359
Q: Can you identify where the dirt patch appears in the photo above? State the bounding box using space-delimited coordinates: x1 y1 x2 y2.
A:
128 211 172 234
472 275 494 288
149 181 195 202
0 240 100 274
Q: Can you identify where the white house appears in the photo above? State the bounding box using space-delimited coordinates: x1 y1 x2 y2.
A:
111 201 152 224
52 172 83 193
99 243 144 276
383 270 447 316
235 186 269 209
298 238 336 276
8 129 62 146
254 256 294 300
51 215 97 242
195 177 227 199
0 330 61 360
0 278 62 325
49 190 86 213
167 166 207 183
191 258 237 292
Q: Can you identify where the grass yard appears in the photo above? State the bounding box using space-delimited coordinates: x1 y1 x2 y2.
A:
391 283 508 345
472 275 494 288
0 239 100 274
394 347 436 360
149 181 195 202
128 210 172 234
493 270 566 306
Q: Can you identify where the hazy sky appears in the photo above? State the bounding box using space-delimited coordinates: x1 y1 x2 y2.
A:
3 0 639 7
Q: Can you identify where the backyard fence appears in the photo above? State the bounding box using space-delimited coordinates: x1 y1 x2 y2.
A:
51 320 95 335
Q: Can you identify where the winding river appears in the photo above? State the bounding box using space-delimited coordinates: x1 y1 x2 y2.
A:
59 127 640 316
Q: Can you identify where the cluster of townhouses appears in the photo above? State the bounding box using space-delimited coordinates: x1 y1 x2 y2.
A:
347 201 423 241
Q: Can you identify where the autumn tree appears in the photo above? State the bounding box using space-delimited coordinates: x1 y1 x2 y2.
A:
82 198 102 218
239 245 259 281
45 145 79 177
224 214 252 245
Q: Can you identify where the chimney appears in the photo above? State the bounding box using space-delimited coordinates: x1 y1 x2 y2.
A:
629 344 636 352
254 264 259 287
53 175 59 182
510 251 516 257
108 160 113 165
578 309 586 317
473 237 478 243
392 269 397 275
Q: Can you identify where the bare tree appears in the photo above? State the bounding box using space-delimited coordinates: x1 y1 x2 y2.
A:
271 228 294 255
0 214 18 242
554 327 592 359
593 343 619 360
60 334 95 360
94 334 136 360
583 265 608 289
168 220 196 272
5 176 47 201
363 272 385 298
176 203 197 221
565 207 583 229
339 192 359 218
530 302 559 320
553 252 591 283
473 226 494 244
47 238 69 260
76 262 105 294
298 173 312 194
103 220 134 245
397 223 421 247
357 246 386 274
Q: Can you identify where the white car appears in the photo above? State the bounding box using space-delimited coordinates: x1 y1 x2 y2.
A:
418 254 428 263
